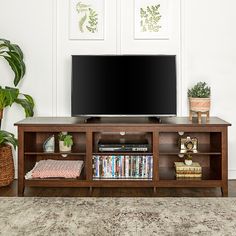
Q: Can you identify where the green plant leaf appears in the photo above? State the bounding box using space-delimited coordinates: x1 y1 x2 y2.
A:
2 55 21 86
15 93 34 117
0 39 25 86
63 135 73 147
0 130 18 149
188 82 211 98
6 51 26 77
0 87 19 109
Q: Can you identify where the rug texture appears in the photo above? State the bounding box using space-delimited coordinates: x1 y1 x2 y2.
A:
0 197 236 236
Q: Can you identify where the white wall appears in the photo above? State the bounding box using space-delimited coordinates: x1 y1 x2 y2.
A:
0 0 236 178
182 0 236 178
0 0 55 175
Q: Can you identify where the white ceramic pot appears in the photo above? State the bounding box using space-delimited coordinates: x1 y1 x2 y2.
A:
189 97 211 112
59 141 72 152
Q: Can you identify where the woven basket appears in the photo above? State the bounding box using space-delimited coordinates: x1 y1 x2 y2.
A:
189 97 211 112
0 145 14 187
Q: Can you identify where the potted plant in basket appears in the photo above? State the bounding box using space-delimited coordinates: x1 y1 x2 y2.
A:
58 132 74 152
0 38 34 187
188 82 211 122
0 130 17 186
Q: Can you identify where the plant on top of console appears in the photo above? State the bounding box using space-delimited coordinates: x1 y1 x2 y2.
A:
188 82 211 98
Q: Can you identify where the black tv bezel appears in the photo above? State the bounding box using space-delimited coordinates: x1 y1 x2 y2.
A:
71 54 177 117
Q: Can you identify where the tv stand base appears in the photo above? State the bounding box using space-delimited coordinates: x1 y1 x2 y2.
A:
148 117 162 123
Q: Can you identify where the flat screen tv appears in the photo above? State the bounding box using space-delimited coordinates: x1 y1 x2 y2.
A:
71 55 177 117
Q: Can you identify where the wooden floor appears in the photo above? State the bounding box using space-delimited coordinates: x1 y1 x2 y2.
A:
0 180 236 197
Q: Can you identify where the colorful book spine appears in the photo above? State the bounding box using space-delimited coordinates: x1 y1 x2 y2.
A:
93 155 153 179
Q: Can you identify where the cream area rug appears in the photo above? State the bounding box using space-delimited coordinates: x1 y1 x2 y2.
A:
0 197 236 236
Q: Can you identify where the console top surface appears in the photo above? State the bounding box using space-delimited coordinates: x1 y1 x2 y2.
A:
15 117 231 127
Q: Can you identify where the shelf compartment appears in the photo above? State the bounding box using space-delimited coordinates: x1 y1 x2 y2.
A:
93 155 153 180
159 167 221 181
93 131 153 153
24 132 86 153
159 144 221 155
159 132 222 154
25 143 86 156
25 166 86 182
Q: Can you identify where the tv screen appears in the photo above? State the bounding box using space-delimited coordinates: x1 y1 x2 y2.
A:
71 55 176 116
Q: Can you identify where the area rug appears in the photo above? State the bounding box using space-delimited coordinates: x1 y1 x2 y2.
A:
0 197 236 236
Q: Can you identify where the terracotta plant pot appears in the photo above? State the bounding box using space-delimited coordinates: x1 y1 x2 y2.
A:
189 97 211 112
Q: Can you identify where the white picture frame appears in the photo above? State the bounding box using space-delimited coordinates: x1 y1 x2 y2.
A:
134 0 170 40
69 0 105 40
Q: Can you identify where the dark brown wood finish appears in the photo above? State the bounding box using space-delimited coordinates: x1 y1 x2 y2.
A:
18 127 25 196
15 117 231 196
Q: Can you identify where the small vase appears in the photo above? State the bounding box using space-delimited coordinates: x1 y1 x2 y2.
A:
185 159 193 166
59 141 72 152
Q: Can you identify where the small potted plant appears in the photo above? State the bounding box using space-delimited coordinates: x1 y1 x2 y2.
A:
188 82 211 113
58 132 74 152
0 130 18 187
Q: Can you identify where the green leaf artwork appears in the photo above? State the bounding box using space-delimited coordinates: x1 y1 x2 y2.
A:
76 1 98 33
140 4 162 32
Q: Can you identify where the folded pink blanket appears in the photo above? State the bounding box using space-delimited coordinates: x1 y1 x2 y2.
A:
31 160 84 179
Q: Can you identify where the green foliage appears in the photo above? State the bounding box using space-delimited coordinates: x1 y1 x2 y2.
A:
0 39 26 86
76 1 98 33
76 1 90 14
86 8 98 33
58 132 74 148
0 130 18 149
140 4 161 32
188 82 211 98
79 13 87 33
0 86 34 117
0 86 18 110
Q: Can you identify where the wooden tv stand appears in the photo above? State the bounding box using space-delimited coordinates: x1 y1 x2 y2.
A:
15 117 231 197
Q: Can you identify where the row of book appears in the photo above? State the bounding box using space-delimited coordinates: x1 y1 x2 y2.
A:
174 162 202 178
93 155 153 179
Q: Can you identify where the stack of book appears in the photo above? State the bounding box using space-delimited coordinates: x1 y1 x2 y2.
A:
174 162 202 178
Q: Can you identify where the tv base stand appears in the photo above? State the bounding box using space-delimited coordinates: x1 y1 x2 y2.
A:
15 117 231 197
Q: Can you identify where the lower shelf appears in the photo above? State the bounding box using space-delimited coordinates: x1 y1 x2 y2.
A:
159 167 221 181
25 179 155 187
93 178 152 181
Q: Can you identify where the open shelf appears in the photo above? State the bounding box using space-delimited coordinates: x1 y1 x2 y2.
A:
93 178 152 181
93 152 153 156
25 143 86 156
15 117 230 196
159 144 221 155
159 167 221 181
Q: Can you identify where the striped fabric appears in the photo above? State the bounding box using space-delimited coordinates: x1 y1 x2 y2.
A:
30 160 84 179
